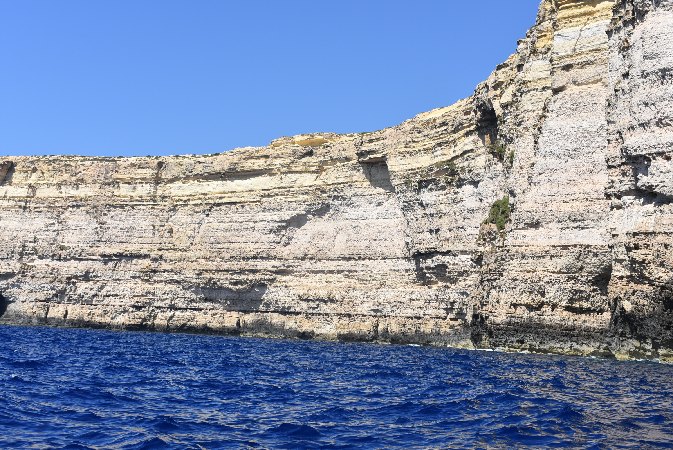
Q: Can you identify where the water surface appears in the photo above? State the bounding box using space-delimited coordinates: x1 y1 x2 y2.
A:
1 325 672 449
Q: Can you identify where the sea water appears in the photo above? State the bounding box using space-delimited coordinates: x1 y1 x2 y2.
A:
1 325 672 449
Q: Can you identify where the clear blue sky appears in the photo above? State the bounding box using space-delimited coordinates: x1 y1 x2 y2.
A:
0 0 540 157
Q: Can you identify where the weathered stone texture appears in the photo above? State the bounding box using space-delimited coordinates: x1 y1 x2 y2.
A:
0 0 671 361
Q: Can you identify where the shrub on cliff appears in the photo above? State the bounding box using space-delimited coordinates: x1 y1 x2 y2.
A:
488 142 507 161
485 195 510 231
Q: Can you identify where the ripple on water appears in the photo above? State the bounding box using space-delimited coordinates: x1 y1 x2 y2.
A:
1 325 673 449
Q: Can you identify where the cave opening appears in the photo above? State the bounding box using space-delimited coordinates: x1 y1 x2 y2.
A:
360 159 395 193
476 102 499 146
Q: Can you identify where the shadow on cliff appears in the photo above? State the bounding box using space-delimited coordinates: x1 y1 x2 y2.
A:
475 99 499 146
0 161 15 185
0 293 9 317
192 283 268 312
610 275 673 355
360 160 395 193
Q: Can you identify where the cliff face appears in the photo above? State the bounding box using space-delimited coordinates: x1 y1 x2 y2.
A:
1 0 671 361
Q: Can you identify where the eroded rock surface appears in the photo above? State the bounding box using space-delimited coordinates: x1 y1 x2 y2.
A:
1 0 671 361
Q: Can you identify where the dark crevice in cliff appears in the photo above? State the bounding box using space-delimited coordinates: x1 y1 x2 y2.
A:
638 191 673 207
99 253 152 262
563 304 604 315
0 293 8 317
615 189 673 207
360 159 395 193
475 100 499 146
470 312 491 347
412 251 466 285
609 275 673 356
0 161 15 185
414 260 449 285
592 262 613 296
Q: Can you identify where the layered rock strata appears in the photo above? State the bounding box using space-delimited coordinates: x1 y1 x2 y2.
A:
1 0 671 361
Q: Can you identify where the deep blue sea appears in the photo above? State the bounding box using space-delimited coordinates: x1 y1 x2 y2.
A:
1 326 673 449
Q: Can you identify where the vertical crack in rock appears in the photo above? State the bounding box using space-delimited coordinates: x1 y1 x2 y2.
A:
475 99 499 147
0 293 8 318
604 0 673 358
610 275 673 356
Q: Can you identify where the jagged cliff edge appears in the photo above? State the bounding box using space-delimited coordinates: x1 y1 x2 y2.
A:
1 0 671 361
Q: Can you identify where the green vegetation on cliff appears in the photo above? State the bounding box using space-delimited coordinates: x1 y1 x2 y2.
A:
485 195 510 231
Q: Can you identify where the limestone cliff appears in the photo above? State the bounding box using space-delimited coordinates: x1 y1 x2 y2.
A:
1 0 671 361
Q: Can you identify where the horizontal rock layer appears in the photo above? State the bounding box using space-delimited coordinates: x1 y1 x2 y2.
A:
1 0 671 361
